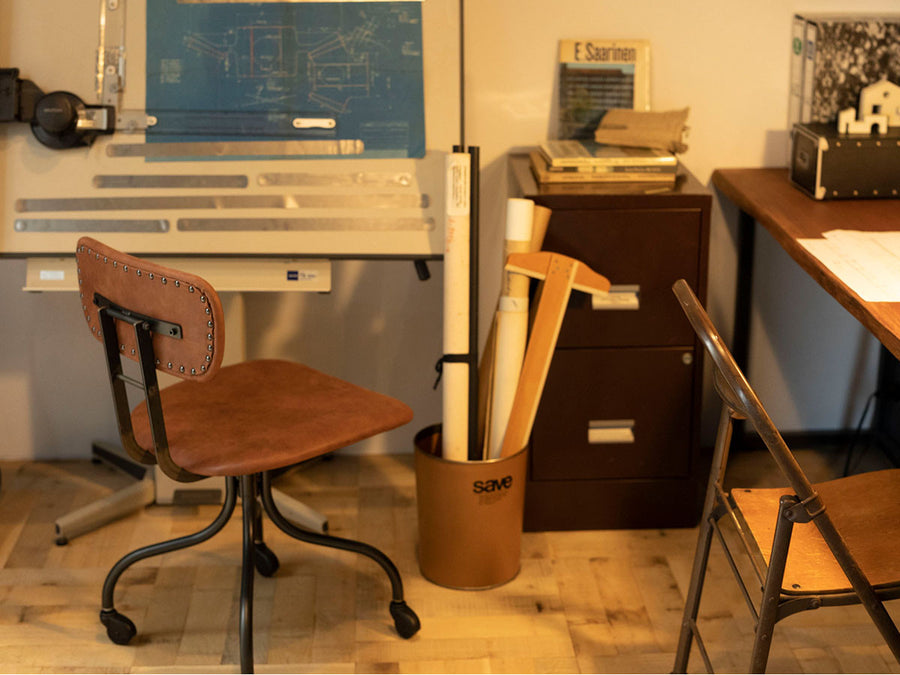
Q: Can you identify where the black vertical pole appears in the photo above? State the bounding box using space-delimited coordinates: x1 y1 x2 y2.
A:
731 209 756 450
455 1 480 460
467 146 480 460
458 0 465 148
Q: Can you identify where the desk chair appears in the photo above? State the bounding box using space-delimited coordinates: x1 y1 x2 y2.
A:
75 237 420 673
670 278 900 673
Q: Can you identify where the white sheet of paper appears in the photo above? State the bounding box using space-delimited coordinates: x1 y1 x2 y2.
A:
798 229 900 302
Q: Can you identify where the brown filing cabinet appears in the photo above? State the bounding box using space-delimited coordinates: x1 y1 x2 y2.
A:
510 154 711 530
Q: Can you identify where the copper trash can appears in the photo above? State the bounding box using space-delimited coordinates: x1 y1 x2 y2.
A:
413 424 528 589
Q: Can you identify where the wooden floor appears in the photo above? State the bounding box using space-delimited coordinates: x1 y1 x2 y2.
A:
0 447 898 674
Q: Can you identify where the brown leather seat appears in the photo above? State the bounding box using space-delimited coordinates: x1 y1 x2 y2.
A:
131 358 412 476
75 237 420 673
670 279 900 674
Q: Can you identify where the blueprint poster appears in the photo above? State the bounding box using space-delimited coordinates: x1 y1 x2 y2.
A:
145 0 425 158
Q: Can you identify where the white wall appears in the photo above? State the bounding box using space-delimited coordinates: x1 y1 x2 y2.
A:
1 0 894 460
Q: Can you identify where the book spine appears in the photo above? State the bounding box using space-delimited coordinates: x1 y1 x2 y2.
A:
546 156 676 168
801 18 817 123
531 165 675 184
547 163 676 174
537 172 675 184
540 147 675 168
788 14 805 131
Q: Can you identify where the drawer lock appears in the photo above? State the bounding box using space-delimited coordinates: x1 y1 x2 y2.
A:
588 419 635 444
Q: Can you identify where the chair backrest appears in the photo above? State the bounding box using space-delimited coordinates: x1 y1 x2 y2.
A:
671 278 819 502
76 237 226 480
76 237 226 382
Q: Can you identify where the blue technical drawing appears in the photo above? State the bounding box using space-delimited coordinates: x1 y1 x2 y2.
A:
145 0 425 158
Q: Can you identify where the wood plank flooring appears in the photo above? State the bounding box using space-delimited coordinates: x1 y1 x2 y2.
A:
0 449 897 673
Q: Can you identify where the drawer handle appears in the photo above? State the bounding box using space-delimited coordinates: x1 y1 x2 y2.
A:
588 419 635 444
592 284 640 310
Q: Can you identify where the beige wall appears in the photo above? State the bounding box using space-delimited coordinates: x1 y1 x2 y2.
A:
1 0 895 459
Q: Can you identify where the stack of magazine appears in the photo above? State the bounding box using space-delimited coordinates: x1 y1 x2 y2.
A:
531 140 678 186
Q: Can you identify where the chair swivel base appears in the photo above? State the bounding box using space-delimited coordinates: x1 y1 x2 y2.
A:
99 473 420 673
54 443 329 545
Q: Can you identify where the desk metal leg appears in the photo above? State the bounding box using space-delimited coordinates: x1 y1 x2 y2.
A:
733 209 756 376
869 345 900 468
731 209 756 450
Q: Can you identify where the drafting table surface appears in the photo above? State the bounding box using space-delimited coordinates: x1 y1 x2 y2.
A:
1 0 458 258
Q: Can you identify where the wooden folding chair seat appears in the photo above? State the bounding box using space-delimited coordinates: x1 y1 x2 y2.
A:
75 237 420 673
732 469 900 596
670 278 900 673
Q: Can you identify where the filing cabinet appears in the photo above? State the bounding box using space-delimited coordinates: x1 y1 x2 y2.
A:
510 155 711 530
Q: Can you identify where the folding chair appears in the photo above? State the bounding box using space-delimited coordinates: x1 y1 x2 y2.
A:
671 278 900 673
75 237 420 673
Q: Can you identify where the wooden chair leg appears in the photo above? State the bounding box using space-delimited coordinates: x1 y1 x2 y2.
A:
239 474 257 674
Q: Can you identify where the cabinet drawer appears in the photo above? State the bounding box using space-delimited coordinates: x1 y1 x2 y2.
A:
531 347 696 481
542 208 703 347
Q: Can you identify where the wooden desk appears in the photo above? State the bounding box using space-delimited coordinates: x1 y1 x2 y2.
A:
712 167 900 361
713 168 900 463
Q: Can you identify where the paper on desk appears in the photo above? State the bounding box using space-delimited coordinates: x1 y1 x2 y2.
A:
798 229 900 302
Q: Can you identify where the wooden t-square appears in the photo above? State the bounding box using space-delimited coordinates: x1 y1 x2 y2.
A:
498 251 610 458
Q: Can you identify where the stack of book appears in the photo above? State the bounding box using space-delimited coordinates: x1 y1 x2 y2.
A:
530 140 678 187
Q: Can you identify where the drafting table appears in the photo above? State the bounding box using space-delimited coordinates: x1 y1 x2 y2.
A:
2 0 463 536
713 167 900 462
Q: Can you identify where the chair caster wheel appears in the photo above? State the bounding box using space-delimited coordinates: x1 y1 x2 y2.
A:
389 600 421 639
253 542 280 577
100 609 137 645
54 525 68 546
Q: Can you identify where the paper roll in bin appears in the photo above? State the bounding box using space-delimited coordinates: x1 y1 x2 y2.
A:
414 424 528 589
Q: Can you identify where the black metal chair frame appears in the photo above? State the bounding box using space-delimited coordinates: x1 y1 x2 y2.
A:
93 293 419 673
671 278 900 673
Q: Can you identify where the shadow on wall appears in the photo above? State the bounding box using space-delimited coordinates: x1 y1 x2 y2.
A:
0 259 119 460
751 227 880 432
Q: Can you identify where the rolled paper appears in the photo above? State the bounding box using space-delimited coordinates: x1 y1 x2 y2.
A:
486 198 534 459
442 152 471 462
531 204 552 251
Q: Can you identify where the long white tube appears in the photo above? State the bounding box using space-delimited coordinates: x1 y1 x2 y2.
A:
442 152 471 461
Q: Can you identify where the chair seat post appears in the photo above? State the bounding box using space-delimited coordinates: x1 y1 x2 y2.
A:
239 474 257 674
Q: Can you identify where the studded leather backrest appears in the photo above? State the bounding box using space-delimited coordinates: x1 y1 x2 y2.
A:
75 237 225 382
